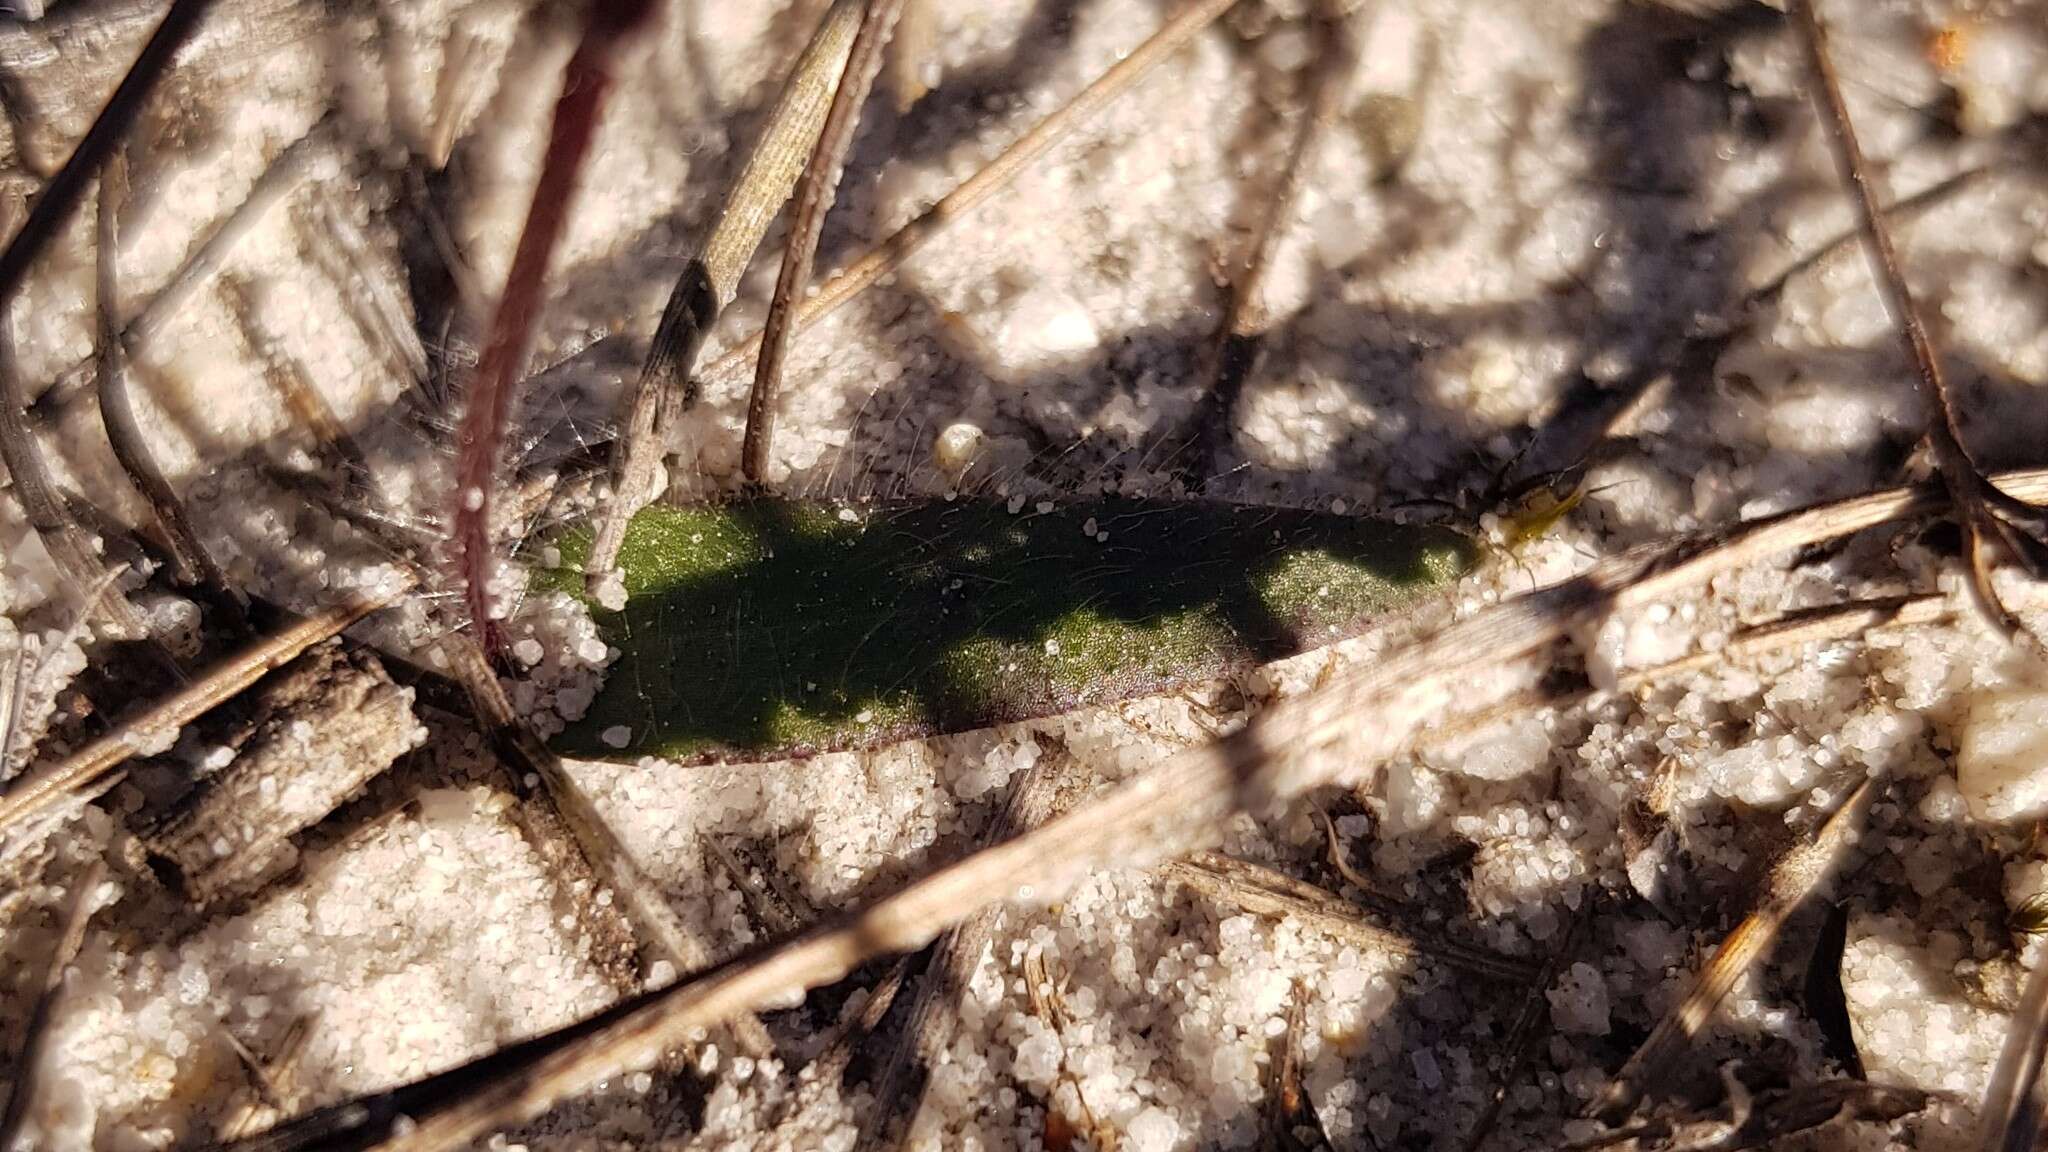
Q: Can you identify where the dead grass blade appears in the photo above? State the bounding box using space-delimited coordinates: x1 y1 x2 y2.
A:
1589 777 1874 1122
1788 0 2048 636
0 582 407 848
228 468 2048 1152
587 0 866 586
0 857 104 1149
1163 852 1535 982
695 0 1241 394
743 0 908 486
451 0 657 648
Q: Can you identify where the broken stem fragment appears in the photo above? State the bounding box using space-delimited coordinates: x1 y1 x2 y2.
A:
1590 777 1873 1122
0 582 406 847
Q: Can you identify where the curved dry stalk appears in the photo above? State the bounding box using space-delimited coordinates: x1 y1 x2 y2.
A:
587 0 867 587
451 0 658 649
95 148 234 602
0 856 104 1150
1788 0 2048 636
0 302 151 642
0 582 406 848
1589 777 1873 1122
229 467 2048 1152
742 0 908 486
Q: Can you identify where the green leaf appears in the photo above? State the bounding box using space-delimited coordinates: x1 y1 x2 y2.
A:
536 498 1472 762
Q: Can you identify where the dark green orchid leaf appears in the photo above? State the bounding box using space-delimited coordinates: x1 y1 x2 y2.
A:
536 498 1472 763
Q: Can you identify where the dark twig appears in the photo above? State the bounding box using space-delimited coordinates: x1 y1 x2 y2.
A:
94 148 236 606
0 0 216 306
452 0 658 650
743 0 908 486
1789 0 2048 636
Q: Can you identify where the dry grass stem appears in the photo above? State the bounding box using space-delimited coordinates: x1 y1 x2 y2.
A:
588 0 866 584
0 582 407 847
1590 777 1874 1121
743 0 908 486
1788 0 2048 635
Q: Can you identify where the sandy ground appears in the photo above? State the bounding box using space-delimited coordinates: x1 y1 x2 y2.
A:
4 0 2048 1149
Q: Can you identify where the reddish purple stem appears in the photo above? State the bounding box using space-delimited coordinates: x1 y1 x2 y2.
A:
453 0 656 652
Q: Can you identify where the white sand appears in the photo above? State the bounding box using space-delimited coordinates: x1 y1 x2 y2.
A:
4 0 2048 1149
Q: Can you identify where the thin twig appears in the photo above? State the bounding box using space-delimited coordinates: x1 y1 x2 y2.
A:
452 0 658 649
587 0 867 586
742 0 908 486
0 857 105 1150
94 147 236 604
244 468 2048 1152
1789 0 2048 635
696 0 1240 390
1590 777 1874 1121
0 0 216 305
